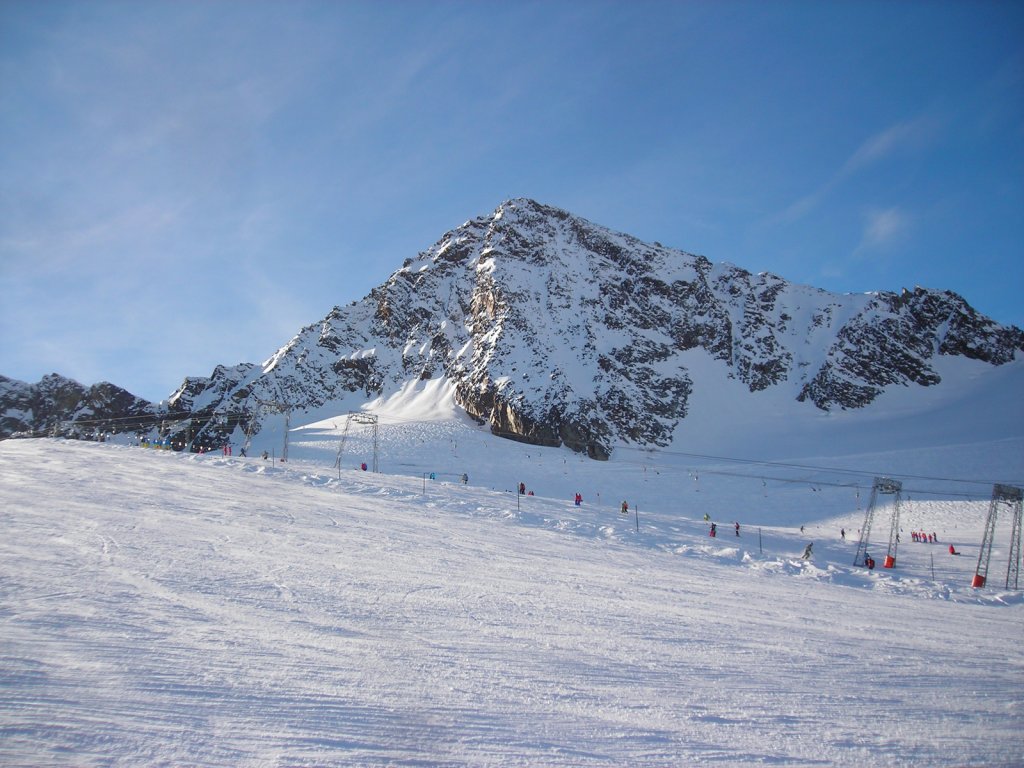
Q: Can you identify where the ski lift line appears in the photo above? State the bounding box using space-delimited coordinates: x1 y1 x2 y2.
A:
40 403 1022 486
378 416 1022 491
54 407 269 436
61 404 264 426
43 408 1021 492
53 412 237 431
623 461 988 500
615 443 977 484
674 466 862 490
612 444 1022 489
483 421 1006 498
33 416 1012 500
608 453 1004 498
64 411 208 425
49 405 426 438
56 414 181 428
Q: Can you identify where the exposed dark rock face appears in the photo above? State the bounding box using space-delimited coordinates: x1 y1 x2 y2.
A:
4 200 1022 456
797 288 1024 409
0 373 154 439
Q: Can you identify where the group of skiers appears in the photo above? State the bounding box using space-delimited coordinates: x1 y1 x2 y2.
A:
911 530 939 543
424 471 468 483
703 519 742 539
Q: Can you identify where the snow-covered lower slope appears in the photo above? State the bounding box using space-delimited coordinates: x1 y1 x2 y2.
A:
1 432 1021 767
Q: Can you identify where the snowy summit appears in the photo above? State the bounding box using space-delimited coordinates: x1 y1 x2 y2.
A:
122 198 1024 460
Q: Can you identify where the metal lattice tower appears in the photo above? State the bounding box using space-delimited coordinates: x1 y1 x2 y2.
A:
972 484 1023 589
853 477 903 568
334 413 379 473
333 419 352 469
1009 491 1023 590
241 413 257 456
238 398 257 456
256 399 294 462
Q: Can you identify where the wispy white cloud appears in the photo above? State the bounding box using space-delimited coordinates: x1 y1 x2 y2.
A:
840 119 935 175
0 200 185 276
780 116 939 223
854 206 911 257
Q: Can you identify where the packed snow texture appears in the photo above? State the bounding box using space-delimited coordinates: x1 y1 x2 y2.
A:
1 376 1023 766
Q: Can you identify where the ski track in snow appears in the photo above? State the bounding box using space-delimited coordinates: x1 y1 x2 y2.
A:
1 438 1022 767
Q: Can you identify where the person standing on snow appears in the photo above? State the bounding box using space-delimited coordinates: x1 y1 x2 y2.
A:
621 500 629 515
801 542 813 560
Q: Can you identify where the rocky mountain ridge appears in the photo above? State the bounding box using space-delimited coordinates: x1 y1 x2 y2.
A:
3 199 1022 457
0 373 153 440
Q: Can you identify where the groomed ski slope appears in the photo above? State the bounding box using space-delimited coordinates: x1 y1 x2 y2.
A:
1 432 1022 767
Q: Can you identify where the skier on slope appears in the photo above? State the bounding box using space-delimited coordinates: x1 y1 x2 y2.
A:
801 542 813 560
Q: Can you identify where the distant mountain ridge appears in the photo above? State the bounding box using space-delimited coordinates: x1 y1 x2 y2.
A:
3 198 1023 456
0 373 152 440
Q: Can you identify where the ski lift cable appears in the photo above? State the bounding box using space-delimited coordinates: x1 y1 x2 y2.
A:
39 406 1021 494
613 444 1020 489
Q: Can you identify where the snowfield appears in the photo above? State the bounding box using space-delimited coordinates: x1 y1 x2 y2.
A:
1 414 1022 767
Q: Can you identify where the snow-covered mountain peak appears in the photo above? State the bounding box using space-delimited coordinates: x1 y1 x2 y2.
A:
3 200 1022 455
150 199 1023 459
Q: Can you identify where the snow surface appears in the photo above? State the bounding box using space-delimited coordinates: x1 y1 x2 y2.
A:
2 375 1023 766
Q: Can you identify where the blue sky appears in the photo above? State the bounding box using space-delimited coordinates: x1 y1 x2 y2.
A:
2 0 1022 403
